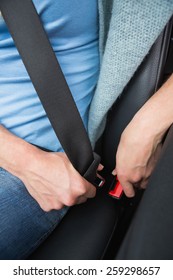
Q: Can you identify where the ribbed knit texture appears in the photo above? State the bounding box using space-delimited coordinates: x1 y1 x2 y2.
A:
89 0 173 147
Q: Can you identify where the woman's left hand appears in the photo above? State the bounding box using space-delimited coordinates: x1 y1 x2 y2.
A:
113 115 163 197
113 74 173 197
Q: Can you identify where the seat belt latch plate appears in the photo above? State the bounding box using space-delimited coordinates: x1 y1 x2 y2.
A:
94 176 105 188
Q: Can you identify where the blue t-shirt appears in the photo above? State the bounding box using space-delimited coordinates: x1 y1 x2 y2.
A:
0 0 99 151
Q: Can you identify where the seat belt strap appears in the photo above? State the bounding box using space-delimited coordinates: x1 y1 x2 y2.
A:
0 0 101 183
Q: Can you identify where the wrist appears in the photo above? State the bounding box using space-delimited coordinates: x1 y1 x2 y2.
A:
0 126 41 178
131 110 167 144
10 142 42 180
133 74 173 140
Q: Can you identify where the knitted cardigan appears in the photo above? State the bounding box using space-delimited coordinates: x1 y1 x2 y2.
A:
88 0 173 147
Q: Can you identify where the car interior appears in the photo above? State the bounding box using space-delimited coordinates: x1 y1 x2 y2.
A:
27 16 173 260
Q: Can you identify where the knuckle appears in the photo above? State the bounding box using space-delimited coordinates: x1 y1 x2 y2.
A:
118 170 141 184
41 201 64 212
77 197 87 204
78 185 87 196
74 180 87 196
41 205 52 212
131 172 142 183
89 187 96 198
64 195 76 207
116 171 127 183
54 202 64 210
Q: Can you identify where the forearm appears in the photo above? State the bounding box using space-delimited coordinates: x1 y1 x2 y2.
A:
0 125 39 178
131 74 173 141
115 74 173 197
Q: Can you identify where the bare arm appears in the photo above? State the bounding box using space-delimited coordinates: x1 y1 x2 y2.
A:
114 74 173 197
0 125 97 211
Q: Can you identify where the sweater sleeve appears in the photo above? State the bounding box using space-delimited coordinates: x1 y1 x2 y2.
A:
88 0 173 147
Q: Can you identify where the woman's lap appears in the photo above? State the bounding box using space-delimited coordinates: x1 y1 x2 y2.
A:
0 167 68 259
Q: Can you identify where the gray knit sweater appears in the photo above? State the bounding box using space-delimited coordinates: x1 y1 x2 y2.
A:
88 0 173 147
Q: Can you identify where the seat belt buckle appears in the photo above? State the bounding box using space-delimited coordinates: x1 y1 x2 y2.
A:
109 176 123 199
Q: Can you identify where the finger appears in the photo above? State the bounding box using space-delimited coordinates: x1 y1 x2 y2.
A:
96 173 104 181
97 164 104 171
76 196 88 205
140 179 148 189
84 180 96 198
112 168 117 176
39 200 64 212
120 180 135 197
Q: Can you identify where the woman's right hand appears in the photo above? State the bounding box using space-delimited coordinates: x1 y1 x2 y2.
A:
19 149 99 212
0 125 103 212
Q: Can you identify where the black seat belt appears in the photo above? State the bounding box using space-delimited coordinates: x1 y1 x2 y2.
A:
0 0 102 185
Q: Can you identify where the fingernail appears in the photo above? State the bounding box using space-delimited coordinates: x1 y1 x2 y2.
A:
112 169 116 176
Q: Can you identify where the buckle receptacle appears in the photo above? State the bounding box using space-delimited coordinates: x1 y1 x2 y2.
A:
109 176 123 199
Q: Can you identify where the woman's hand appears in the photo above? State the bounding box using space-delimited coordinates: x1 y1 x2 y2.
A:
0 125 103 212
19 150 103 212
113 74 173 197
114 117 162 197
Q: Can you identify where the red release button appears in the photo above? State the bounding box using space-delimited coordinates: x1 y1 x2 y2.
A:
109 180 123 199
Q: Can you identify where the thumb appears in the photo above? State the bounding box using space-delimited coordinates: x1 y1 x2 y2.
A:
97 164 104 171
112 168 117 176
